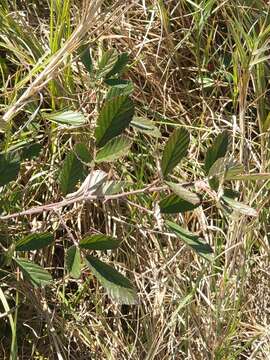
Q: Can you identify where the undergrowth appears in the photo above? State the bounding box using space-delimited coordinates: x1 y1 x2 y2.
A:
0 1 270 359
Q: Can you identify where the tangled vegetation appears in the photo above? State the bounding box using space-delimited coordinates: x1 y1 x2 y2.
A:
0 0 270 359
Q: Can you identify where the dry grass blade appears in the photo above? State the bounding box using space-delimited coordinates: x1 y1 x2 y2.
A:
2 0 126 124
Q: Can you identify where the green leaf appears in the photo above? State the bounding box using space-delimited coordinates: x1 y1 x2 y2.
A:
15 258 52 287
204 131 229 174
104 78 131 86
262 111 270 132
0 152 20 186
44 110 87 127
106 82 134 100
95 136 132 163
208 158 244 182
131 117 161 138
79 234 120 250
208 158 243 190
95 95 134 147
208 157 226 190
223 188 240 199
105 52 129 78
225 161 245 180
15 232 53 251
161 128 190 178
59 150 84 195
160 194 199 214
96 49 118 79
21 143 42 160
166 221 214 261
66 246 81 279
74 143 92 164
221 196 258 217
166 182 201 205
79 45 93 74
85 255 137 305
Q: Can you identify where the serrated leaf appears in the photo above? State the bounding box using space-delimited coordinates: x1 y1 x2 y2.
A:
15 258 52 287
96 49 118 79
85 255 137 305
79 45 93 74
95 136 132 163
66 246 81 279
106 82 134 100
74 143 92 164
95 95 134 147
166 182 201 205
221 196 258 217
204 131 229 174
166 221 214 261
131 117 161 138
161 128 190 178
79 234 120 250
105 52 129 78
160 194 199 214
0 152 20 186
59 150 84 195
45 110 87 127
15 232 53 251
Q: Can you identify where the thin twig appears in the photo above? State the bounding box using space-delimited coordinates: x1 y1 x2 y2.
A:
0 182 166 220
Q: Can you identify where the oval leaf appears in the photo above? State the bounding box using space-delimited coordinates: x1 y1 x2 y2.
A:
59 150 84 195
45 110 87 127
204 131 229 174
21 143 42 160
95 95 134 148
208 158 244 182
106 82 134 100
105 52 129 79
225 161 245 180
160 194 199 214
161 128 190 178
221 196 258 217
66 246 81 279
131 117 161 138
0 152 20 186
95 135 132 163
96 49 118 79
15 232 53 251
80 234 120 250
166 182 201 205
15 258 52 287
85 255 137 305
79 45 93 74
166 221 214 262
74 143 92 164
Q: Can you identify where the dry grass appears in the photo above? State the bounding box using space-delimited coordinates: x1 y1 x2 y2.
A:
0 1 270 359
